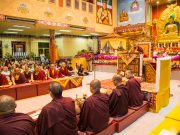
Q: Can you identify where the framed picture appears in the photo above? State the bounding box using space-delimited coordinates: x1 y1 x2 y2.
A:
136 42 151 58
82 2 87 11
96 0 112 25
75 0 79 9
66 0 71 7
89 3 93 13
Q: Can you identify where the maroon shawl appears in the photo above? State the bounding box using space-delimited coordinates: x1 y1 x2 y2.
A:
36 97 78 135
126 77 143 106
14 73 27 84
49 69 59 79
59 67 71 76
24 71 31 80
0 74 8 86
33 70 46 81
109 84 129 117
0 113 35 135
78 93 109 133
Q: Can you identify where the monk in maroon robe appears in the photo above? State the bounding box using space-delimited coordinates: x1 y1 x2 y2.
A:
78 79 109 133
33 66 46 81
109 75 129 117
0 70 8 86
59 62 71 76
0 95 35 135
125 70 143 106
36 82 78 135
49 64 60 79
12 68 27 85
24 66 32 81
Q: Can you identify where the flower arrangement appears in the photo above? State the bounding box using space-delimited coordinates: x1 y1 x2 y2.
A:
93 54 117 65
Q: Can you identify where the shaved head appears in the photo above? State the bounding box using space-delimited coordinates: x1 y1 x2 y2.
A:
125 70 133 79
112 74 122 86
49 82 63 98
113 74 122 82
0 95 16 115
90 79 101 94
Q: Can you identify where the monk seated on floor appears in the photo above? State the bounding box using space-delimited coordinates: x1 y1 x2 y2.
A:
24 66 33 82
11 68 27 85
32 65 46 81
0 95 35 135
125 70 144 107
78 79 109 134
36 82 78 135
48 64 60 79
109 74 129 117
59 62 71 77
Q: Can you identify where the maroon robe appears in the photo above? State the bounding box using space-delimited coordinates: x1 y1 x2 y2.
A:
126 77 143 107
0 74 8 86
109 84 129 117
137 46 144 54
59 67 71 76
49 69 59 79
24 71 31 80
0 113 35 135
36 97 78 135
14 73 27 84
78 93 109 133
33 70 46 81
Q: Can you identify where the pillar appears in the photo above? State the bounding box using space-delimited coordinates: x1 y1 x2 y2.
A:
49 29 56 63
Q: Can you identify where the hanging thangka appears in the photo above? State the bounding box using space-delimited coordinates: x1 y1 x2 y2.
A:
96 0 112 25
117 0 145 26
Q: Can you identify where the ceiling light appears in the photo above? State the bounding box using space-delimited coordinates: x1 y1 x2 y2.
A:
42 34 50 36
59 30 71 32
55 32 62 35
13 25 31 29
3 31 18 34
156 1 159 4
90 33 99 35
82 35 91 36
8 28 24 31
71 27 85 31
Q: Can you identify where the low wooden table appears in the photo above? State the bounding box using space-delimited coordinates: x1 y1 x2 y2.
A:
0 76 83 100
0 86 16 99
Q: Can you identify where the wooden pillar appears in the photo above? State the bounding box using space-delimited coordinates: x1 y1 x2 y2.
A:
49 30 56 63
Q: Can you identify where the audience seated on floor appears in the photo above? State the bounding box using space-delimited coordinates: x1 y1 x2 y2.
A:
78 79 109 134
0 95 35 135
109 74 129 117
0 59 78 85
36 82 78 135
125 70 144 107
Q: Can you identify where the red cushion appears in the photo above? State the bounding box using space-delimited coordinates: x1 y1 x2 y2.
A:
128 101 149 111
113 109 135 122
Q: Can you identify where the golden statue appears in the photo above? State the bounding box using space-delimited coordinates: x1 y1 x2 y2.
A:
157 3 180 42
119 9 129 22
164 15 179 35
